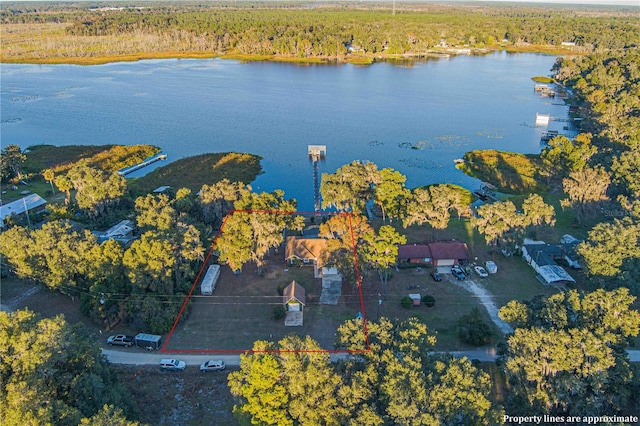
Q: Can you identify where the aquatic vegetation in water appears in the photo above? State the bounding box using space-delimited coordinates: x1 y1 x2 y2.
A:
0 118 22 124
400 135 472 151
10 95 40 102
399 157 443 170
476 128 508 139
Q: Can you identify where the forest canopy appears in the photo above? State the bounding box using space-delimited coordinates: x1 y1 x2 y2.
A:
1 2 639 64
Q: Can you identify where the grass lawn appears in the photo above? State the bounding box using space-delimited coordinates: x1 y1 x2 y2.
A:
165 251 512 352
166 252 364 352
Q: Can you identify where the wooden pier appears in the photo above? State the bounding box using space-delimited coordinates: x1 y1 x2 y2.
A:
117 154 167 176
308 145 326 211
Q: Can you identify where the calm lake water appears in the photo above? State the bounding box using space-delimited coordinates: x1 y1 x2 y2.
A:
1 52 568 210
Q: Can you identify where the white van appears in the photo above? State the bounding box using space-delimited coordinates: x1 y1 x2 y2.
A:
160 358 186 371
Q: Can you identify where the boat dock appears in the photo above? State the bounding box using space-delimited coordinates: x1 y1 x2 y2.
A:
308 145 326 212
117 154 167 176
534 84 556 98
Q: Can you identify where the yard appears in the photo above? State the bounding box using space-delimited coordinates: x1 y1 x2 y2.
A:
164 250 365 352
164 223 560 352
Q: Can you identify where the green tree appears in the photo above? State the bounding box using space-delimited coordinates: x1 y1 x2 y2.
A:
561 166 610 225
335 317 502 425
198 178 249 228
471 200 521 251
216 190 303 273
173 187 194 213
403 184 467 237
67 164 127 217
612 149 640 198
540 133 597 179
577 217 640 278
361 225 406 298
0 221 98 294
457 308 492 346
134 193 176 231
54 174 73 205
80 239 130 328
472 194 554 252
321 161 380 213
0 310 135 426
0 144 26 182
228 336 346 426
374 168 410 223
123 231 176 294
319 214 373 286
42 168 56 194
499 289 640 416
79 405 141 426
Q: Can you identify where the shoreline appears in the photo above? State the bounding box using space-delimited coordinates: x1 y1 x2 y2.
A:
0 45 580 67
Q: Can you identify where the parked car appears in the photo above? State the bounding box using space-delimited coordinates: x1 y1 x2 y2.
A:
160 359 186 371
484 261 498 274
474 265 489 278
107 334 134 347
451 266 466 280
200 360 226 372
430 271 442 282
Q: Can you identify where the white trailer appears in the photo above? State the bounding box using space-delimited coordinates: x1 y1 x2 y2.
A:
201 264 220 295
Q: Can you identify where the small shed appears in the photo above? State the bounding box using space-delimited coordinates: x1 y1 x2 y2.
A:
283 281 306 327
282 281 306 312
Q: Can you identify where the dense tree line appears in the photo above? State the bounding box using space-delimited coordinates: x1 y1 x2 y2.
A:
229 317 503 425
499 288 640 417
0 309 139 426
1 3 639 62
549 49 640 294
0 154 292 333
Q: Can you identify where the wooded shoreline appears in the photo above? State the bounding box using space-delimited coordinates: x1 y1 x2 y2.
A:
2 2 638 66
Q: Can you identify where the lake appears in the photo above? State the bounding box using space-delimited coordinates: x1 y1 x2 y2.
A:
0 52 569 210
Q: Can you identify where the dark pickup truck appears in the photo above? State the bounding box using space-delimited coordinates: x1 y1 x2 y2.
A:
107 334 135 347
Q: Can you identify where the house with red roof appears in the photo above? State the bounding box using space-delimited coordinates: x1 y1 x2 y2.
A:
397 240 470 267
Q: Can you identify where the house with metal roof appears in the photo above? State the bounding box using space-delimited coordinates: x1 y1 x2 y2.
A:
0 193 47 228
522 243 576 286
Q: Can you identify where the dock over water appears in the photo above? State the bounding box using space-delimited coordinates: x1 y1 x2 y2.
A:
117 154 167 176
308 145 326 212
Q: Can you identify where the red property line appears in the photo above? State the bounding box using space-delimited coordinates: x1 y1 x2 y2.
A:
162 210 370 354
162 213 231 352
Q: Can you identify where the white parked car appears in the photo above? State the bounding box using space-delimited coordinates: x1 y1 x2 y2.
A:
200 360 226 372
160 358 186 371
474 266 489 278
484 261 498 274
